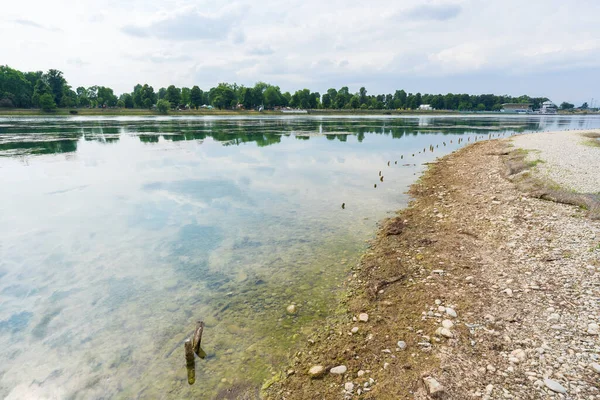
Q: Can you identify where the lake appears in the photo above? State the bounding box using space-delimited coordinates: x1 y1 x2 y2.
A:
1 114 599 399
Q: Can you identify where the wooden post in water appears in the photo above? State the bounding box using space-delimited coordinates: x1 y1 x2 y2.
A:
185 339 196 385
184 320 205 385
193 321 204 356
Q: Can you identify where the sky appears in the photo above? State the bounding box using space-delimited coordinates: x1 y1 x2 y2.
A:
2 0 600 105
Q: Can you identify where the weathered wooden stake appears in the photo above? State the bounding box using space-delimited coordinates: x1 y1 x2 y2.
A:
193 321 204 355
185 339 195 368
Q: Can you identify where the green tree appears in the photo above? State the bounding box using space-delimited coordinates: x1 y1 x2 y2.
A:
326 88 338 108
209 83 235 109
263 86 283 108
359 87 367 105
181 87 191 106
119 93 134 108
158 87 167 100
580 102 588 109
44 69 67 105
560 102 574 110
157 99 170 114
165 85 181 108
349 95 360 109
39 93 57 111
141 84 156 109
190 86 203 108
32 79 51 107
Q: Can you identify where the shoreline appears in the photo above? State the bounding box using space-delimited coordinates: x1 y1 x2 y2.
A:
265 130 600 399
0 109 595 117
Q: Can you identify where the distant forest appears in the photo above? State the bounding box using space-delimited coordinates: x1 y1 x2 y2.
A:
1 65 550 112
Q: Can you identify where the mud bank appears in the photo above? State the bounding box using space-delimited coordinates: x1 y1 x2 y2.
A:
265 137 600 399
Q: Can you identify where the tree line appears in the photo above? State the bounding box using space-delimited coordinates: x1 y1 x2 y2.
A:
1 65 552 112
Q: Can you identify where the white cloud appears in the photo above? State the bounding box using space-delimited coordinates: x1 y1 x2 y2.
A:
1 0 600 104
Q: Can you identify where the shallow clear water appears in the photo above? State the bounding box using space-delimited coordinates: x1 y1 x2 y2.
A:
1 114 599 399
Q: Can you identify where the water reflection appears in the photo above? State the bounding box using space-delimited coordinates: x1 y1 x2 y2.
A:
1 115 600 399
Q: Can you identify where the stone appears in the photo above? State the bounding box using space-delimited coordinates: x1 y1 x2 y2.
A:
486 364 496 373
587 323 599 335
591 363 600 374
445 308 457 318
286 304 297 314
357 370 365 377
547 313 560 323
383 362 390 369
397 341 407 350
510 349 526 363
503 288 513 297
438 306 446 313
309 365 325 378
435 327 454 338
423 376 445 398
544 378 567 394
435 299 442 305
344 382 354 392
358 313 369 322
330 365 347 375
484 314 495 323
442 319 454 329
351 327 359 334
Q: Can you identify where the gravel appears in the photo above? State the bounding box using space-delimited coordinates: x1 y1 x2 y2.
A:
512 129 600 193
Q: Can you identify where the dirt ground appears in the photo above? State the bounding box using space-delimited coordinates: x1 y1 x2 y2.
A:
264 138 600 399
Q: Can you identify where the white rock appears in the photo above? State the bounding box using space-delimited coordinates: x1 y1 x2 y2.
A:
437 306 446 313
587 323 599 335
435 327 454 338
442 319 454 329
445 308 457 318
351 327 359 334
309 365 325 378
344 382 354 392
544 378 567 394
358 313 369 322
423 376 445 398
503 288 513 297
397 341 407 350
486 364 496 373
485 384 494 394
435 299 442 305
510 349 527 363
591 363 600 374
547 313 560 323
432 269 444 274
286 304 297 314
357 370 365 377
330 365 347 375
383 362 390 369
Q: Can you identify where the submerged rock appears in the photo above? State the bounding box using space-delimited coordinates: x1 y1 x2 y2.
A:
286 304 297 315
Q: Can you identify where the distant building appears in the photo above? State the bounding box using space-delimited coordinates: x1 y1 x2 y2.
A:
418 104 433 111
502 103 532 114
539 101 557 114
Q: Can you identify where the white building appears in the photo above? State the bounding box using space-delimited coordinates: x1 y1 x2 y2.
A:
539 101 557 114
418 104 433 111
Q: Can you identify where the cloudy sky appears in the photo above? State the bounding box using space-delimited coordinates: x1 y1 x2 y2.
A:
3 0 600 105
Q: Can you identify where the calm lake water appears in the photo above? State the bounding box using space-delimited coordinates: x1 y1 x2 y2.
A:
1 114 599 399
